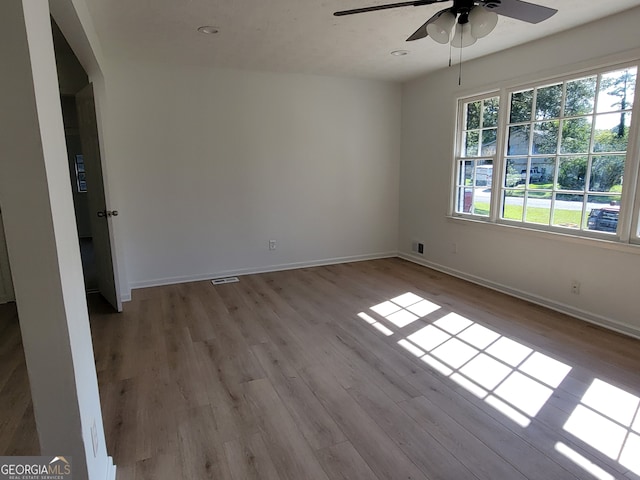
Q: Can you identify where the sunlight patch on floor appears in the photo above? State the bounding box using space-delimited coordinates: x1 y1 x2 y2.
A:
519 352 572 388
386 309 419 328
459 353 511 390
357 312 393 336
402 313 567 426
555 442 615 480
564 378 640 475
363 293 573 429
485 395 531 428
359 291 640 480
370 295 440 329
493 371 554 417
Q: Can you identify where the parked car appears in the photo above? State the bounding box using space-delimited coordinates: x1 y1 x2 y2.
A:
587 206 619 233
519 167 545 185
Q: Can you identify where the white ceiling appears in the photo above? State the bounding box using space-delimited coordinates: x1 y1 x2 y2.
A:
83 0 640 82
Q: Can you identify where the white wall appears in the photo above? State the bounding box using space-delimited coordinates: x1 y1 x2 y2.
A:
400 7 640 337
1 0 113 478
102 63 401 290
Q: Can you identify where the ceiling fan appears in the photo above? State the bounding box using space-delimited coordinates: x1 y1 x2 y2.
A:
334 0 558 47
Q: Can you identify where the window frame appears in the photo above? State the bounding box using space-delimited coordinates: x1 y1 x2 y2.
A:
451 59 640 247
453 92 502 221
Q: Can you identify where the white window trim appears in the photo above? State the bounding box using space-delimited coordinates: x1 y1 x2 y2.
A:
451 59 640 249
452 91 500 222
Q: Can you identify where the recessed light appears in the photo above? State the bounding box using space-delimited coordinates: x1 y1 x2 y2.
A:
197 25 219 35
390 50 409 56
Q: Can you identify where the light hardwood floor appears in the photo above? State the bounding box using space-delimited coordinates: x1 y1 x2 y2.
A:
2 258 640 479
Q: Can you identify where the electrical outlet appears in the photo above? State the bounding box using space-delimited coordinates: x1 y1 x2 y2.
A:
418 242 424 255
571 281 580 295
452 242 458 254
269 239 276 251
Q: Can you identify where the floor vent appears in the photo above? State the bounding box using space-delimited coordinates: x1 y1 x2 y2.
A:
211 276 239 285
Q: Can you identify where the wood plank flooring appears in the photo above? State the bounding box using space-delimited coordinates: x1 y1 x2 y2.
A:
2 258 640 479
0 302 38 455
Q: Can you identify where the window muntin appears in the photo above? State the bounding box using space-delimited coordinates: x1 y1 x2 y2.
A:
455 159 493 216
502 67 635 234
454 63 639 243
455 96 500 216
463 97 499 156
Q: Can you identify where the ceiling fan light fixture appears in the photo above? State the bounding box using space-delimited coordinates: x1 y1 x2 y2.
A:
426 11 456 44
469 5 498 39
451 21 476 48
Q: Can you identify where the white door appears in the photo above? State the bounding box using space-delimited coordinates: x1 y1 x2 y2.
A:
0 210 15 304
76 84 121 311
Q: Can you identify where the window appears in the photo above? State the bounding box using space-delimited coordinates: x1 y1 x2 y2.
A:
453 62 640 243
455 96 500 216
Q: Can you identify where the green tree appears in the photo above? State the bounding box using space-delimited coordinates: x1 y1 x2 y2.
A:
558 77 598 154
600 68 636 138
535 83 562 119
532 121 559 154
466 101 481 129
589 155 625 192
565 77 596 116
511 79 597 155
505 159 523 187
510 90 533 123
483 97 499 127
558 157 587 190
561 118 591 154
593 128 629 153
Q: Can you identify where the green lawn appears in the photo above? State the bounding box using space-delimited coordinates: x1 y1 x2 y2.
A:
504 184 553 199
473 202 582 227
473 202 491 216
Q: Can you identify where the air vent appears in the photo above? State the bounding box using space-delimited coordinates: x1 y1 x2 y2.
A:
211 276 239 285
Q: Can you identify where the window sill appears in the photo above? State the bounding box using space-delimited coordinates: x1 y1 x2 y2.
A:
446 215 640 254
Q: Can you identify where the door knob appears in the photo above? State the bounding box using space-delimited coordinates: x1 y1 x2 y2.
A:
97 210 118 218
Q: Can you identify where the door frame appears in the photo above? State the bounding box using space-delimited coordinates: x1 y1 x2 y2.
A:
50 4 125 310
0 210 15 304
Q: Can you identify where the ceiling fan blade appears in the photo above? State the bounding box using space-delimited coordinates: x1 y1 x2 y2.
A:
334 0 446 17
406 19 431 41
406 10 443 41
482 0 557 24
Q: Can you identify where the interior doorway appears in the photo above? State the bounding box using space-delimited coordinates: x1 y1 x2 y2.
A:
60 94 98 292
52 19 120 310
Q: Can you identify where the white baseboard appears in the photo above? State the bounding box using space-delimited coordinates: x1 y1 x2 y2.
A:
127 251 398 293
399 252 640 341
104 457 116 480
